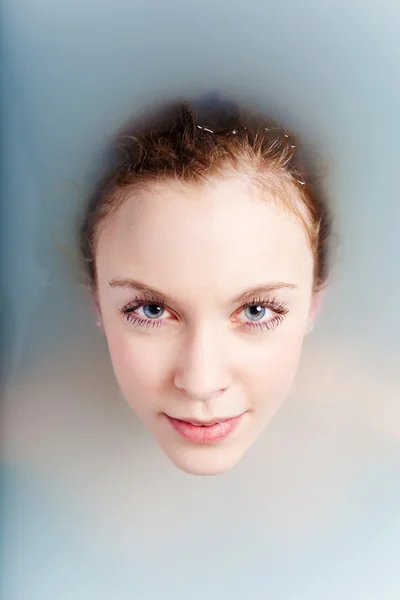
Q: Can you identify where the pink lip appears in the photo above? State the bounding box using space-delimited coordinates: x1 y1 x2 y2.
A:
166 414 245 444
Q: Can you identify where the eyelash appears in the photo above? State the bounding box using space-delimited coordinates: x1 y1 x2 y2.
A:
120 294 289 333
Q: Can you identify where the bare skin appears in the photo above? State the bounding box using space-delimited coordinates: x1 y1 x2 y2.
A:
95 175 322 475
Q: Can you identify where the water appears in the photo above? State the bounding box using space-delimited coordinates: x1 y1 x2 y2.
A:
1 1 399 598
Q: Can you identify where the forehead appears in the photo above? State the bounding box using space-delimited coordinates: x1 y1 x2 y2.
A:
96 177 314 295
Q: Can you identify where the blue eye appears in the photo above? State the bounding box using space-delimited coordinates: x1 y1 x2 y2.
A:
141 304 165 319
121 295 288 332
243 305 268 321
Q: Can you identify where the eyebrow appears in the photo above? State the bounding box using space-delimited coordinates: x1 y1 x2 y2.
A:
108 278 297 305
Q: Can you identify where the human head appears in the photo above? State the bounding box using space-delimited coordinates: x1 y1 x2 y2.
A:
80 96 332 475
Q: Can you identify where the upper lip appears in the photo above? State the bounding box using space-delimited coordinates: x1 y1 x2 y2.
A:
168 415 242 425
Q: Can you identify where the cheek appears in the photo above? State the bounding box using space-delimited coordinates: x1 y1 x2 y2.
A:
245 331 306 406
103 329 170 407
103 321 307 415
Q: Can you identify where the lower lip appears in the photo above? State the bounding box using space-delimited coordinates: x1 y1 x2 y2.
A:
166 414 244 444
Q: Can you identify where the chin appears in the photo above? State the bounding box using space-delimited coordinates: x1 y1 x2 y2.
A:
164 445 246 476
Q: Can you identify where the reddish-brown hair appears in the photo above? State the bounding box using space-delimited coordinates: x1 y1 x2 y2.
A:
80 97 332 290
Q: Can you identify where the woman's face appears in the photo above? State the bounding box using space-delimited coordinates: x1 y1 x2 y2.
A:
95 176 319 475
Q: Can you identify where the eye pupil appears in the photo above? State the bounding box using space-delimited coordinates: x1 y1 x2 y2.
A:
143 304 164 319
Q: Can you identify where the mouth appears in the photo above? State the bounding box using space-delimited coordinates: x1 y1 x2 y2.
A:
165 413 246 444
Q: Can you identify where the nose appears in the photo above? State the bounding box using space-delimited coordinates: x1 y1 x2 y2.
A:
173 327 231 402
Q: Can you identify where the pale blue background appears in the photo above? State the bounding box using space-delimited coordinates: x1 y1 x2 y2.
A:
1 1 400 598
